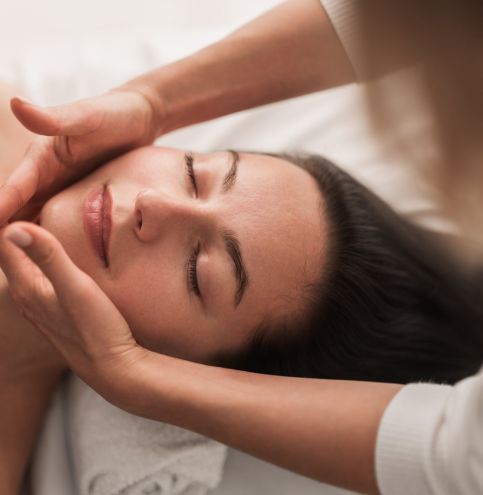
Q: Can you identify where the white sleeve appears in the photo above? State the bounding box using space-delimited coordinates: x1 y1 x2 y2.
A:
319 0 365 79
376 369 483 495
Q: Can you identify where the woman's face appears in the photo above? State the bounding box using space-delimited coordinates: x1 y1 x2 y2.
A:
40 147 326 362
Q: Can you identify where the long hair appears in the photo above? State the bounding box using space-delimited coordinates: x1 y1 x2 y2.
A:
215 153 483 385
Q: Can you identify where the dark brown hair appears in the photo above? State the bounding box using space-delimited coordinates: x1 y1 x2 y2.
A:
215 153 483 385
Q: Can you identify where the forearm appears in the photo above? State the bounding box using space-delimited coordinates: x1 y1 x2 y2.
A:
127 352 401 495
0 368 63 494
0 280 66 493
122 0 354 135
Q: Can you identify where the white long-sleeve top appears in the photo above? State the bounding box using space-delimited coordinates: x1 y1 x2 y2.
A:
320 1 483 493
376 373 483 494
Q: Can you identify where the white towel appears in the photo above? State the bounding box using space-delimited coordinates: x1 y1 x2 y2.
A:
63 374 227 495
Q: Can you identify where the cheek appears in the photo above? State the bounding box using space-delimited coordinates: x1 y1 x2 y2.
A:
103 258 191 353
40 188 100 276
102 261 223 362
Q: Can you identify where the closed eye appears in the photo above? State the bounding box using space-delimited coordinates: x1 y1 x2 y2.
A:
185 152 198 197
187 242 202 298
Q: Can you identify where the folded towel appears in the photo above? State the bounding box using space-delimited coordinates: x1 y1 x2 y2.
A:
63 374 227 495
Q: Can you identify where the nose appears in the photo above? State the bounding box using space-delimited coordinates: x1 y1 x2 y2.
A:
134 188 210 242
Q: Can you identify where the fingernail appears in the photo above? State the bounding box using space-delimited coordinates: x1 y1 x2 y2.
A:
6 227 33 247
15 96 38 107
14 96 34 106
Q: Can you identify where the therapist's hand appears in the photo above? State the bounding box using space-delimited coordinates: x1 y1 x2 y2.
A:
0 221 148 410
0 87 160 226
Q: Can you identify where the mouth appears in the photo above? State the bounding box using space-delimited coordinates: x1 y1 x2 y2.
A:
83 184 112 268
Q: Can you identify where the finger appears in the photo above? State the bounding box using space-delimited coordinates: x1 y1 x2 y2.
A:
11 97 117 166
0 144 43 225
3 222 92 304
0 226 42 284
11 96 103 137
4 222 137 365
0 226 56 330
0 183 25 227
8 201 44 223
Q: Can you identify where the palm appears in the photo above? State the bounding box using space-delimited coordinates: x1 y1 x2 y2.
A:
0 224 143 404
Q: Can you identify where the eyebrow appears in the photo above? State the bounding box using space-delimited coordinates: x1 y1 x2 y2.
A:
220 151 248 306
222 228 249 307
221 150 240 193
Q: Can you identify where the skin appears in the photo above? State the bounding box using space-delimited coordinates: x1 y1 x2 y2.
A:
0 92 328 491
0 2 401 492
0 83 65 493
39 146 327 362
0 96 396 495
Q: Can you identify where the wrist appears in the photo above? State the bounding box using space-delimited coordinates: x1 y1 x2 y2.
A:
116 60 201 136
127 350 258 435
113 349 195 421
110 82 169 138
86 345 178 418
109 348 228 428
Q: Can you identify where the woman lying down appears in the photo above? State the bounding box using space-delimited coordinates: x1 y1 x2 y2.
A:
1 86 482 493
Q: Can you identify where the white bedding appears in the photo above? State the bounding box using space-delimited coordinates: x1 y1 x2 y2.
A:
0 1 452 494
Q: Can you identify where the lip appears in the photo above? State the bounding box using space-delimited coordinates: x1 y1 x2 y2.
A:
83 185 112 267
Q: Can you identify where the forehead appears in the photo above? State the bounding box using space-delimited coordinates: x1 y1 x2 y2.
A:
213 151 328 326
111 146 327 336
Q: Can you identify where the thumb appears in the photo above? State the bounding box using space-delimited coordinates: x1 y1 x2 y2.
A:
10 96 102 137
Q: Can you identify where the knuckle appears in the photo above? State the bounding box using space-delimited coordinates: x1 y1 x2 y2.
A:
0 182 26 212
10 274 50 305
83 106 104 133
35 245 58 267
43 288 58 306
8 274 58 328
32 273 53 298
53 135 76 167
